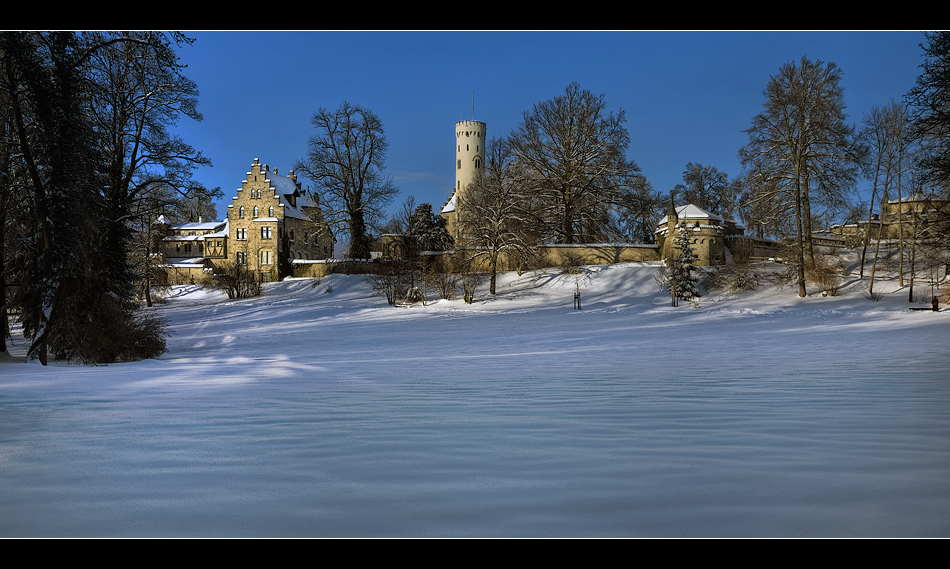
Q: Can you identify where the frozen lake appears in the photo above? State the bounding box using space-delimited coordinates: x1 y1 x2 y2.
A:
1 267 949 537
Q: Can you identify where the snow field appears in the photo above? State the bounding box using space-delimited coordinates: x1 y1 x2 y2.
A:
1 262 948 537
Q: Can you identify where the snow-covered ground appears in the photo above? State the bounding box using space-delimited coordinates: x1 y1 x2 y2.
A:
1 261 949 537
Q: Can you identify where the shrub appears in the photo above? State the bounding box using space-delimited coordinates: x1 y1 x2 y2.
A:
209 261 262 299
864 290 884 301
808 254 845 296
713 263 760 293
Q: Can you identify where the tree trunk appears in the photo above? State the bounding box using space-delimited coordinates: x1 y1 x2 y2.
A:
801 170 816 270
795 179 807 297
859 170 881 279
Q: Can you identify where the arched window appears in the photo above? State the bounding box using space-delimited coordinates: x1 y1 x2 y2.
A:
239 207 245 219
253 206 259 218
457 159 461 170
268 206 274 217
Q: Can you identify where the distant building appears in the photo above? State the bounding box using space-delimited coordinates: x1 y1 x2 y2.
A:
157 158 332 285
829 194 950 245
441 119 486 242
654 203 750 266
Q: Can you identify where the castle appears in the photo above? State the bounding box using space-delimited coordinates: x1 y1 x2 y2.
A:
439 119 487 243
156 158 332 285
827 194 950 246
434 118 765 268
158 120 779 286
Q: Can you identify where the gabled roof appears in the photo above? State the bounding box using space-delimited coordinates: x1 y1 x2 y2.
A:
264 170 316 220
673 204 722 222
441 191 457 214
172 220 228 232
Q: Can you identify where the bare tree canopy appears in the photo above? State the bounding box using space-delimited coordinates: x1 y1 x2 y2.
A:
508 82 643 244
458 137 538 293
673 162 735 216
739 56 863 296
294 102 399 259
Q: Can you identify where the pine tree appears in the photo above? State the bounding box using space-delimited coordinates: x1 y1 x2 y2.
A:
406 203 453 254
669 223 701 305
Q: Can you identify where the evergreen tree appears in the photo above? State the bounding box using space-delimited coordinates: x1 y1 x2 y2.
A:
406 202 453 254
0 31 203 364
668 223 701 305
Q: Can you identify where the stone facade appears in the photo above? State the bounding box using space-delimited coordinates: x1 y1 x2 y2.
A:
654 203 748 266
157 158 332 285
441 120 486 242
829 194 950 245
227 158 331 282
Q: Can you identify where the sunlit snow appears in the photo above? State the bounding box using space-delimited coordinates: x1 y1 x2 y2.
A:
1 262 948 537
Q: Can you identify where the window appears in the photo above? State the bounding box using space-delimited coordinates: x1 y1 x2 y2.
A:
236 228 247 240
239 206 245 219
236 252 247 265
261 226 272 239
268 206 274 217
253 206 259 218
260 250 272 265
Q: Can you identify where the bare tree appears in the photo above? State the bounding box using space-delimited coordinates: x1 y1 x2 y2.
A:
458 137 538 294
859 101 915 288
739 56 862 297
673 162 736 216
608 174 661 243
294 102 400 259
508 82 644 244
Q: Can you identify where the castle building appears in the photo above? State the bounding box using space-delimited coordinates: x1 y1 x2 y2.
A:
158 158 332 284
654 203 748 266
441 119 486 241
828 193 950 245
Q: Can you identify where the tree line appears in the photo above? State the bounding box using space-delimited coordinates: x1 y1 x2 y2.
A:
1 31 219 363
298 32 950 305
5 32 949 361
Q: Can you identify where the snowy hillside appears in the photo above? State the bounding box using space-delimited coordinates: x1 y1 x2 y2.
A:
1 261 949 537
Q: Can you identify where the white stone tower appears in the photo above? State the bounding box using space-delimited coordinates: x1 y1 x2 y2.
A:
454 119 486 196
442 119 487 240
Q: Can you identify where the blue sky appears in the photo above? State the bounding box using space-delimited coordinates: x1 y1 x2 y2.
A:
172 31 929 223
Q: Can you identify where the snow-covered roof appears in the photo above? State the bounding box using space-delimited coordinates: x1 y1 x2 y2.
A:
441 191 456 214
204 219 229 238
673 204 722 222
173 220 227 231
264 170 316 220
159 257 211 267
163 219 229 242
888 193 946 204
